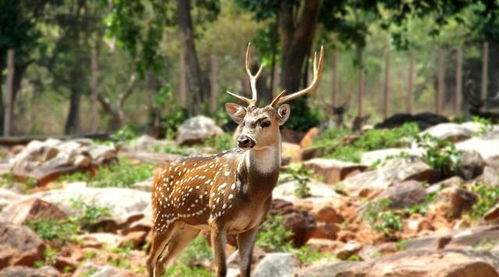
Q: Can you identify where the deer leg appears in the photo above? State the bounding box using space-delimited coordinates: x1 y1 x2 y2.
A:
156 225 200 275
146 223 175 277
211 226 228 277
237 227 259 277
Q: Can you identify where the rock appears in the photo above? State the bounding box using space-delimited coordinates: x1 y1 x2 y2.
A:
361 148 412 166
127 135 174 152
268 199 315 248
272 180 342 204
0 189 24 212
376 180 427 210
375 112 449 130
484 204 499 222
300 127 320 148
308 222 340 240
226 247 266 269
342 157 438 197
311 205 344 224
483 166 499 187
282 142 301 164
73 263 127 277
34 186 150 229
306 238 343 252
423 123 474 142
10 139 117 184
367 249 499 277
304 158 367 184
132 178 153 192
0 198 67 225
336 241 363 260
0 223 45 269
445 225 499 250
253 253 298 277
78 233 123 249
457 136 499 161
433 187 477 219
0 266 59 277
456 150 486 180
120 231 148 249
176 116 224 145
297 261 370 277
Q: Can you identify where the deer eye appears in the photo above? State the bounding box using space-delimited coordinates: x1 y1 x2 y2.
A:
261 120 271 128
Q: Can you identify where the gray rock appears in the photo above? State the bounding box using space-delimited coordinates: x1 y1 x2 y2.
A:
34 186 150 227
0 223 45 270
0 266 59 277
127 135 175 152
73 263 126 277
254 253 298 277
342 157 437 197
483 166 499 187
456 150 485 180
297 261 370 277
0 188 24 212
423 123 474 142
376 180 427 209
176 116 224 145
457 136 499 160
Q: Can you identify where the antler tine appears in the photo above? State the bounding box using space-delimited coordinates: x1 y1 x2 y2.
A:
226 90 253 106
245 43 262 104
269 90 287 107
275 46 325 105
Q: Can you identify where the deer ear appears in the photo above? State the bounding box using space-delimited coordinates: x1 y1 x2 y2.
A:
277 104 291 125
225 103 247 124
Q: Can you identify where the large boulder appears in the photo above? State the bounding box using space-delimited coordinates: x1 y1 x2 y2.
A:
342 157 438 197
432 187 477 219
9 139 117 184
0 223 45 269
455 150 486 180
457 135 499 161
253 253 299 277
273 179 343 205
34 186 150 229
422 123 475 142
297 261 370 277
0 198 67 225
269 199 316 247
176 116 224 145
304 158 367 184
367 249 499 277
127 135 175 152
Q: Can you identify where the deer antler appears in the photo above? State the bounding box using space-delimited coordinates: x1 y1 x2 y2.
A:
226 43 262 106
271 46 325 106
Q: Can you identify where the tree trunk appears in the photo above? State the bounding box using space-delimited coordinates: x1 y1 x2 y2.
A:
407 50 415 114
209 54 219 113
383 50 391 119
481 41 489 100
436 49 446 114
331 51 339 108
90 42 100 133
65 71 82 135
176 0 205 115
279 0 321 92
455 47 463 115
179 51 187 108
4 49 14 136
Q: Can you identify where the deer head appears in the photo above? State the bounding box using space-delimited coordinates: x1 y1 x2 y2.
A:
225 44 324 150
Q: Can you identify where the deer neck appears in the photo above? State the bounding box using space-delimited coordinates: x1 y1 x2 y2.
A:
240 133 281 198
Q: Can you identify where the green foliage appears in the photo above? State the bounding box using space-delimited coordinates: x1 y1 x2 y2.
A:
472 116 494 136
26 199 110 243
109 242 133 269
415 134 461 173
257 214 293 252
26 218 80 243
110 125 138 145
317 123 419 163
364 199 403 235
204 133 234 152
467 182 499 220
285 164 313 198
34 247 60 268
292 246 332 266
151 84 189 139
60 158 154 188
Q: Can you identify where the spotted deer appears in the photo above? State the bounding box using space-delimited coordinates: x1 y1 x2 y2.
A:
147 44 324 277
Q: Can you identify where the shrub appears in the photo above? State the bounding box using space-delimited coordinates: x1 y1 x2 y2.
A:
364 199 403 236
415 134 461 174
204 133 234 152
472 116 494 136
467 182 499 220
256 214 293 252
285 163 313 198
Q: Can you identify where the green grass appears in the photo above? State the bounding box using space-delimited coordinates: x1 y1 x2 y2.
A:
364 199 403 236
203 133 234 152
60 158 154 188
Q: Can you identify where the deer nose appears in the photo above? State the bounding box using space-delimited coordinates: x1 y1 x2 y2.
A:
237 135 255 149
